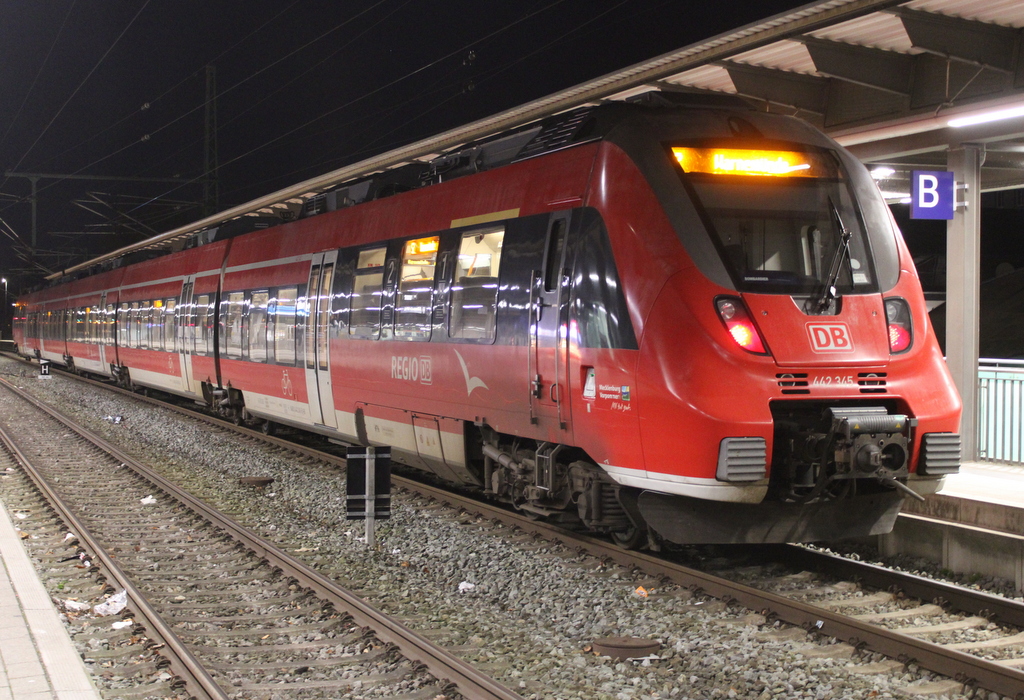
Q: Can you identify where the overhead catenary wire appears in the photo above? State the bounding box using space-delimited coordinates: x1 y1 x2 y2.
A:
0 0 392 219
134 0 415 182
0 1 79 153
130 0 574 213
222 0 648 197
2 1 152 189
25 0 305 178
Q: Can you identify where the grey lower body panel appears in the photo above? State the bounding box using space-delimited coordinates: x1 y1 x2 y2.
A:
638 490 904 544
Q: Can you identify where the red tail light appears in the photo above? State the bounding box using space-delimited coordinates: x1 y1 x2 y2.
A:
884 298 913 353
716 297 768 354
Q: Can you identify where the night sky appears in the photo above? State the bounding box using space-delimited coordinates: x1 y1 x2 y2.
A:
0 0 812 290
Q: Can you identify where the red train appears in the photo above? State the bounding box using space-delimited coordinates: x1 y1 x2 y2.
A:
14 95 962 546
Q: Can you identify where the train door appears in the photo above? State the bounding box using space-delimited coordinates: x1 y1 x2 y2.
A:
177 277 195 395
304 252 339 429
529 212 573 433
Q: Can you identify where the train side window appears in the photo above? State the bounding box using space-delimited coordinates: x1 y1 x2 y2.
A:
223 292 245 359
105 304 115 344
273 287 298 365
118 303 129 346
130 302 141 348
250 291 269 362
450 227 503 341
145 302 156 348
85 307 95 343
72 307 83 342
195 294 211 355
150 300 165 350
350 247 386 338
136 303 145 348
543 218 566 292
163 298 177 352
395 236 439 340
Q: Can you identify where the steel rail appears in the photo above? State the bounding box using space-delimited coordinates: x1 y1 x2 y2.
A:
396 480 1024 700
0 375 524 700
774 544 1024 629
12 359 1024 697
0 390 229 700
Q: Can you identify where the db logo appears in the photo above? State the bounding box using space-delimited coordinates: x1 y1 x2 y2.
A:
806 323 854 353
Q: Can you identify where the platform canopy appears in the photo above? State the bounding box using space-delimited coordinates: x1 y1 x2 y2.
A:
51 0 1024 279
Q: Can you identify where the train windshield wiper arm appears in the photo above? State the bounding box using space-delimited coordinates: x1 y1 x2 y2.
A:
811 197 852 314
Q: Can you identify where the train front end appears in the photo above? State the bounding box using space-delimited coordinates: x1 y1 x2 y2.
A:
604 104 962 544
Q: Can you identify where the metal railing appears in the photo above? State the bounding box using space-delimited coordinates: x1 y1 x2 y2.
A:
978 358 1024 465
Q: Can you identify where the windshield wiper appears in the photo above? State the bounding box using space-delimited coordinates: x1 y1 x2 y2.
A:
809 196 852 314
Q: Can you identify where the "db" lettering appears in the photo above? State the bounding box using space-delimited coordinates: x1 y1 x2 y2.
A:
806 323 854 353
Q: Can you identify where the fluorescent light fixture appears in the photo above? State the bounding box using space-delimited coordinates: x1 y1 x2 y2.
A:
948 104 1024 128
870 167 895 179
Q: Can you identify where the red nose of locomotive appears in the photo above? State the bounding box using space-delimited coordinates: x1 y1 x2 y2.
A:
630 138 961 544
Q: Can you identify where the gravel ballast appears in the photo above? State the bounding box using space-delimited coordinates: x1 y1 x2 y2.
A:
0 357 1005 700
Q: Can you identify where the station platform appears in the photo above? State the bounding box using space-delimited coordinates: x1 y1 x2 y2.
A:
0 500 101 700
906 461 1024 533
880 461 1024 592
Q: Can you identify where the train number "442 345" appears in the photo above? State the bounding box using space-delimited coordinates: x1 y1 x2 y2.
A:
811 375 856 386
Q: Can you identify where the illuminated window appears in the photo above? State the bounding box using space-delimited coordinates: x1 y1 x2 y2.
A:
395 236 439 340
450 227 503 341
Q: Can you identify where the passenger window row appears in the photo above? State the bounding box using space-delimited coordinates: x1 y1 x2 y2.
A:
23 225 506 364
220 226 506 367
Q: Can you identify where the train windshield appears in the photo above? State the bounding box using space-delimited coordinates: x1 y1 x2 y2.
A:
672 146 875 295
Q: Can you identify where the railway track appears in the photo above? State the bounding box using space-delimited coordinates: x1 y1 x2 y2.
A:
0 373 523 700
383 486 1024 699
5 355 1024 698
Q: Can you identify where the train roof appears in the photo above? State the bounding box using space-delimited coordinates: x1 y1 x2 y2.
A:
46 96 763 286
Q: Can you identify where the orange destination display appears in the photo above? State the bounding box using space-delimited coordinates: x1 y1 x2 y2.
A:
671 146 833 178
